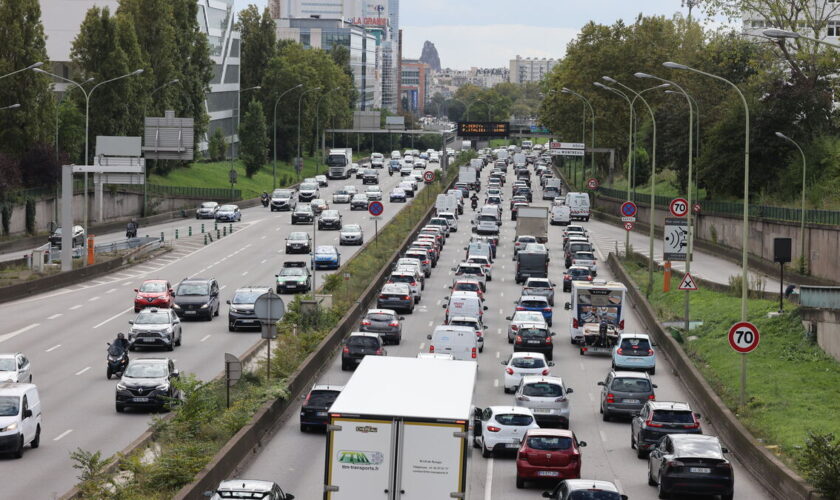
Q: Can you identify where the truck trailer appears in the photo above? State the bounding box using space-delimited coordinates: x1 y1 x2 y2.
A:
324 356 477 500
515 206 549 243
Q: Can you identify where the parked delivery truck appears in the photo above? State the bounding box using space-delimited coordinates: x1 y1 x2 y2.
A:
324 356 476 500
515 206 549 243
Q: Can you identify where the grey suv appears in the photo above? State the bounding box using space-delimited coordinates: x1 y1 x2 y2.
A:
227 286 270 331
359 309 403 345
598 370 657 421
128 308 182 351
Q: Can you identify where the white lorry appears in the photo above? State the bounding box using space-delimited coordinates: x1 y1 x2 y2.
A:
461 140 472 150
435 193 459 216
327 148 353 179
458 166 477 187
324 356 476 500
566 191 591 221
515 206 549 243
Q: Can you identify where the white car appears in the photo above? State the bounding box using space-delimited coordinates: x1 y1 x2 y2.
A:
466 254 492 280
473 406 540 458
370 152 384 168
437 212 458 232
390 150 402 159
447 315 486 352
0 353 32 383
514 375 574 429
332 189 351 203
315 174 328 186
387 271 422 303
344 185 358 195
452 262 487 290
571 251 598 275
506 311 547 343
502 352 552 393
365 185 383 200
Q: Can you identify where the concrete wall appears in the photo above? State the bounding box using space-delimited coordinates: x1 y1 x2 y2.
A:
595 195 840 282
801 308 840 362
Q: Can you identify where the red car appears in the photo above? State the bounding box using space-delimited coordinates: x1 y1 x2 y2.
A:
134 279 174 312
516 429 586 489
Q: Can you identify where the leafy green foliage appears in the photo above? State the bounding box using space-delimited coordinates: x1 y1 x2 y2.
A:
207 128 227 162
239 99 267 178
237 5 276 92
798 432 840 498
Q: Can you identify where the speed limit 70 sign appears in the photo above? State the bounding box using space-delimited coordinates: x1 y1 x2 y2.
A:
669 198 689 217
728 322 760 353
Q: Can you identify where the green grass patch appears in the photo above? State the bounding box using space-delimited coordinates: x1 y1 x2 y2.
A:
621 256 840 471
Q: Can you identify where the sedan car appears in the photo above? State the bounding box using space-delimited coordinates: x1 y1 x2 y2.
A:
0 353 31 383
515 375 573 428
317 210 342 230
359 308 403 345
648 434 733 500
48 225 86 248
310 198 329 215
291 204 315 225
631 401 702 458
195 201 219 219
364 185 382 201
312 245 341 270
376 283 414 314
541 479 627 500
516 429 586 488
300 384 343 432
350 193 370 211
275 261 312 293
315 174 328 187
389 188 407 202
127 307 182 351
398 181 415 197
473 406 540 458
208 480 295 500
502 352 551 393
612 333 656 374
134 279 174 312
563 266 593 292
227 286 270 331
598 370 657 421
215 204 241 222
339 224 363 245
285 232 312 254
340 332 386 370
523 278 555 306
362 168 379 184
115 358 180 412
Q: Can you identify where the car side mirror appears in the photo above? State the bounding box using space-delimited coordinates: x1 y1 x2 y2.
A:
426 334 432 340
483 306 488 311
620 496 628 500
694 412 702 419
721 447 729 454
399 316 405 320
23 409 32 419
550 332 556 336
443 296 449 301
652 384 658 388
578 440 587 447
128 320 134 325
441 304 447 309
566 388 574 394
286 495 295 500
548 361 555 367
564 302 571 310
483 325 488 329
226 300 231 304
597 381 605 386
133 288 139 292
171 370 180 378
203 491 215 498
505 316 512 321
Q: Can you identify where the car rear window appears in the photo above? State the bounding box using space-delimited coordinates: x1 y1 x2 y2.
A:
518 237 537 243
569 268 591 278
347 336 380 348
652 410 695 424
527 436 572 451
511 357 546 369
389 275 414 283
307 390 340 406
611 378 652 392
567 491 621 500
367 313 395 322
528 280 550 288
523 382 563 398
569 243 592 253
519 328 548 338
620 338 651 351
455 283 480 292
495 413 534 426
521 300 548 308
575 252 596 260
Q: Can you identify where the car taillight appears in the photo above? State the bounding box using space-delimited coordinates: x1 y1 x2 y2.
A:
716 462 732 470
573 318 579 329
361 320 371 326
423 260 430 264
378 294 386 299
515 335 522 344
472 347 477 359
389 321 400 327
647 349 654 355
486 426 501 432
511 325 519 331
546 336 552 344
375 349 383 355
619 320 625 329
404 295 412 300
342 346 349 353
555 396 566 402
606 393 615 403
429 345 434 353
505 368 514 375
516 306 525 311
665 460 685 470
563 275 569 279
645 415 664 428
541 368 550 375
410 281 417 286
543 307 552 312
587 276 593 281
685 421 701 429
648 394 656 400
476 331 483 337
617 348 623 355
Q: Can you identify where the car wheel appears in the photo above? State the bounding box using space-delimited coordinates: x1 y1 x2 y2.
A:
214 306 220 317
300 423 309 432
30 425 40 448
341 362 349 371
579 348 585 356
482 442 493 458
106 367 112 379
116 404 125 413
649 367 656 375
508 336 513 344
12 436 24 458
602 410 610 422
503 386 512 394
547 319 552 326
229 323 236 332
472 436 480 449
167 343 174 352
637 443 647 459
516 477 525 489
176 334 182 346
721 493 733 500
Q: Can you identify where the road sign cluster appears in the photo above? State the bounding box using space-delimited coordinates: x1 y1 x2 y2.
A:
619 201 636 231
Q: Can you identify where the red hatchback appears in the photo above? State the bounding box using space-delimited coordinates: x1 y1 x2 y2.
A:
134 279 174 312
516 429 586 489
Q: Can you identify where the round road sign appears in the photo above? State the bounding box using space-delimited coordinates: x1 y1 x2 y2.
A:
587 178 600 190
423 171 436 183
624 221 634 231
728 321 760 353
669 198 689 217
693 202 702 214
368 200 384 217
620 201 637 218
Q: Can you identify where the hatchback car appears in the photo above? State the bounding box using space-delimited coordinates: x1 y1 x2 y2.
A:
115 358 180 412
215 204 241 222
332 189 352 204
133 279 174 312
473 406 540 458
312 245 340 270
195 201 219 219
516 429 586 488
515 376 573 428
506 310 547 343
451 279 484 301
648 434 733 500
339 224 363 245
48 224 86 248
0 353 31 383
173 278 220 320
365 185 382 200
300 384 343 432
452 263 487 290
317 209 342 230
291 204 315 225
598 370 657 421
310 198 328 214
631 401 702 458
275 261 312 293
502 352 552 393
523 278 556 306
612 333 657 374
340 332 386 370
563 266 593 292
387 271 422 303
128 308 182 350
350 193 370 210
207 479 295 500
227 286 270 331
389 187 407 202
315 174 328 186
376 283 414 313
285 232 311 254
512 323 555 360
359 309 403 345
515 295 553 326
571 251 597 276
541 479 627 500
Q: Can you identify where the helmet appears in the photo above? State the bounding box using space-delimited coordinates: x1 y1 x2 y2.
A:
117 332 126 340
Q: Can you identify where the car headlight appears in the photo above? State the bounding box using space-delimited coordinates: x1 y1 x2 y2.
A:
116 383 127 391
200 303 209 309
172 303 181 309
156 383 170 391
2 422 18 432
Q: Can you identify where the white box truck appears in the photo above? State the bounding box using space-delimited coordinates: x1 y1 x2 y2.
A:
324 356 476 500
458 166 477 186
327 148 353 179
516 206 549 243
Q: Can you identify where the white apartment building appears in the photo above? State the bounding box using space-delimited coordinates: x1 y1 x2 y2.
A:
509 56 558 84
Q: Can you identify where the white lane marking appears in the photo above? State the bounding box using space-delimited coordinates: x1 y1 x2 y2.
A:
88 296 100 302
275 227 281 231
0 323 40 344
500 292 504 297
497 328 502 335
242 271 248 276
589 393 595 402
599 430 608 442
53 429 73 441
45 344 61 352
427 320 434 327
580 362 585 370
419 342 425 350
501 277 506 283
122 281 132 286
495 351 500 358
614 479 624 494
261 235 267 240
484 457 494 500
261 259 267 264
220 285 227 290
200 334 211 342
47 313 63 320
494 379 499 388
106 288 118 294
499 308 504 315
69 305 83 310
93 307 132 329
75 366 91 376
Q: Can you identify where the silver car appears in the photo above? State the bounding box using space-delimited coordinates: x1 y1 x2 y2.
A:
514 375 574 429
365 185 383 201
128 308 182 351
359 308 403 345
505 310 547 343
598 370 658 421
339 224 364 245
523 277 556 306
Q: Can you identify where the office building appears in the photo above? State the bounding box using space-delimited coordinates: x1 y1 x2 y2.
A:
400 59 430 115
509 55 558 83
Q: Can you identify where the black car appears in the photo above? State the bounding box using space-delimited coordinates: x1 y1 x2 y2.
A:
648 434 733 500
285 232 312 254
291 204 315 225
300 384 344 432
115 358 180 412
512 324 555 360
275 261 312 293
318 209 342 230
227 286 270 331
514 187 533 202
173 278 220 320
632 401 702 458
340 332 386 370
362 169 379 184
350 194 370 211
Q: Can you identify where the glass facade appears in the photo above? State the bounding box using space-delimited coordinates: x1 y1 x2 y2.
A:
199 0 240 154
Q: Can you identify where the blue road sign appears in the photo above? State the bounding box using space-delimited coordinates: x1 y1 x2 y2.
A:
368 201 384 217
621 201 637 218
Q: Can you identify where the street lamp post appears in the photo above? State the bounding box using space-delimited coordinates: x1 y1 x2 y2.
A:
273 84 304 189
315 87 342 176
561 88 595 185
664 60 751 408
763 28 840 49
0 103 20 111
297 87 322 181
0 62 42 81
775 132 807 274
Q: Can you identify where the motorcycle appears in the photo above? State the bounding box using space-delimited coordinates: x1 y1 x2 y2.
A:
106 342 129 379
261 194 270 207
126 225 138 239
471 198 478 211
388 168 394 177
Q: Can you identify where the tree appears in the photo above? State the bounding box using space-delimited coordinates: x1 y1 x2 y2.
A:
239 99 267 177
0 0 56 158
20 144 61 188
208 127 226 162
57 98 85 164
237 5 276 91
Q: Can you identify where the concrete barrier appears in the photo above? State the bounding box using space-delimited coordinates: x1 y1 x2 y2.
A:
606 252 821 500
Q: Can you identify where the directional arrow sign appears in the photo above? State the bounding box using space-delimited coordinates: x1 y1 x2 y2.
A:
678 272 698 291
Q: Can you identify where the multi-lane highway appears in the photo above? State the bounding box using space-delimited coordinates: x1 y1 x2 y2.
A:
0 165 426 498
236 159 770 499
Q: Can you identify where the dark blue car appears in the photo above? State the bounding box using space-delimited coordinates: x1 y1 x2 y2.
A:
312 245 341 270
514 295 553 326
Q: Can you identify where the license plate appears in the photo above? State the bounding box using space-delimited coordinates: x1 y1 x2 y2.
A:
316 411 328 416
505 443 519 448
623 399 640 404
133 397 149 402
532 408 551 414
537 471 560 477
141 338 155 343
690 467 711 474
528 340 540 344
185 311 196 315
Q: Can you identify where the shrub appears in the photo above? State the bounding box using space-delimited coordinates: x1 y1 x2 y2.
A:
208 128 227 162
1 204 11 235
798 432 840 498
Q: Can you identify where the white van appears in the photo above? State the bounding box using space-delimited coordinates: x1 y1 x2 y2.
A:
0 383 41 457
566 192 591 221
426 325 479 360
444 291 488 322
551 204 571 225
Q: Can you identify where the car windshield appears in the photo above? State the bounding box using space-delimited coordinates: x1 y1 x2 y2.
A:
274 190 292 197
124 363 168 378
307 390 340 406
519 328 548 338
301 183 317 190
523 382 563 397
280 268 305 277
322 211 339 218
511 357 545 369
495 413 534 426
343 225 361 232
0 359 15 371
347 336 380 348
219 205 236 211
232 291 264 304
177 283 208 296
467 257 488 265
200 202 216 208
575 252 596 260
521 299 548 308
527 436 572 451
0 396 19 416
135 312 170 325
140 282 167 293
312 199 325 205
336 190 348 195
568 491 621 500
611 378 652 392
652 410 696 424
296 205 312 212
289 233 308 241
620 338 651 351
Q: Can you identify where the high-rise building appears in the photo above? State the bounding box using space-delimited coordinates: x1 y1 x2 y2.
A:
508 55 558 84
400 59 430 115
40 0 241 154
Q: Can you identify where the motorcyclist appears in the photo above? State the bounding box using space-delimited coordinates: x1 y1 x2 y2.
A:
126 219 138 238
113 332 130 351
470 193 479 210
261 192 270 207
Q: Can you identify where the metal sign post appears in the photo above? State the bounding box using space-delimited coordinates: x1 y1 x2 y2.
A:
728 321 760 408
